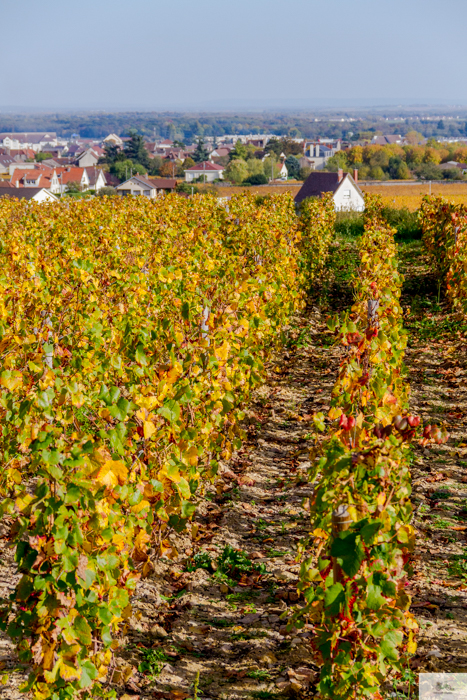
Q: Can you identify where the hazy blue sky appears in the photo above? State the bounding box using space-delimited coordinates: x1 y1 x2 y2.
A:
1 0 466 110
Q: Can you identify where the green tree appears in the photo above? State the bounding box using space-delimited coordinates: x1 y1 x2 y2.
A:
103 143 122 164
414 163 442 179
225 158 249 184
147 156 163 176
324 151 348 171
369 148 389 169
96 186 117 197
35 152 54 162
396 162 411 180
288 127 302 139
229 139 248 161
369 166 386 180
298 166 312 181
193 138 210 163
176 181 199 195
246 158 264 177
65 181 82 193
285 155 300 179
124 129 150 168
110 159 146 181
243 173 268 185
263 156 280 180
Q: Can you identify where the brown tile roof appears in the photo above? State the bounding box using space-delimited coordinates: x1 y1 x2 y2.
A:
104 172 121 187
148 177 177 189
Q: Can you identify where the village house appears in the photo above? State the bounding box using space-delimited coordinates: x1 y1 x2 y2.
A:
10 167 59 192
276 160 288 179
294 169 364 211
76 148 100 168
103 134 124 147
438 160 467 175
0 132 59 152
371 135 403 146
0 155 15 176
116 175 177 198
300 140 342 171
185 161 224 183
0 186 59 203
209 146 232 161
54 167 90 194
86 167 108 192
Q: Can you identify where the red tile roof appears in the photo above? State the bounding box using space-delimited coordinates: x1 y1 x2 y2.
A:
10 168 54 188
55 167 86 184
186 161 224 171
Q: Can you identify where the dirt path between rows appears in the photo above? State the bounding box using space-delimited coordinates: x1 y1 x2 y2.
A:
0 238 465 700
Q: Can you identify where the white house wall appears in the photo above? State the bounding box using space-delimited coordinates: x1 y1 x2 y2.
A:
333 180 365 212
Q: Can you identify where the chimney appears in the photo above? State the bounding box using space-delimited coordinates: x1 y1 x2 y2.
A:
338 168 344 183
353 168 358 183
315 144 320 157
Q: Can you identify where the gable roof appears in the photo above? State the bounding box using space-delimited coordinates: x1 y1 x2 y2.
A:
372 135 402 146
10 168 55 188
187 161 224 172
0 132 56 144
294 171 363 204
116 175 177 190
86 167 106 187
55 167 86 184
0 187 58 201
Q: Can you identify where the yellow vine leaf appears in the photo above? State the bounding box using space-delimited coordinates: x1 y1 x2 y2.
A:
143 421 156 439
95 460 128 488
59 660 82 682
214 341 230 362
0 371 23 391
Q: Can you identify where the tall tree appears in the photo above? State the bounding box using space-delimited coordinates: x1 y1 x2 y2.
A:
193 138 210 163
285 155 300 178
124 129 150 168
229 139 248 161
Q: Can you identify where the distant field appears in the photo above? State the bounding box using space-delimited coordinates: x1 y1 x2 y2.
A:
359 182 467 211
201 181 467 211
201 183 302 197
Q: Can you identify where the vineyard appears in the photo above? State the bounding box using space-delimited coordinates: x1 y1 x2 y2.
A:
0 191 465 700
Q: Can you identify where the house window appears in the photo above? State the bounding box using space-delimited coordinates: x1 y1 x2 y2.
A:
343 190 351 198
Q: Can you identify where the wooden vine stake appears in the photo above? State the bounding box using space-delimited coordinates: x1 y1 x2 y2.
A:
332 504 352 583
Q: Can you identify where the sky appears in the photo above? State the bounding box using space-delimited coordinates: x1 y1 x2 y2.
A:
1 0 466 111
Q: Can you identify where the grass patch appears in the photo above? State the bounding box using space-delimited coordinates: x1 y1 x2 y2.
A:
138 648 169 679
247 669 271 681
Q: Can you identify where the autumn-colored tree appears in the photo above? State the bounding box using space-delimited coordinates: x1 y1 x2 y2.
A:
405 130 424 145
423 147 442 165
159 160 175 178
453 147 467 163
368 146 390 169
404 145 424 165
347 145 363 165
183 157 196 170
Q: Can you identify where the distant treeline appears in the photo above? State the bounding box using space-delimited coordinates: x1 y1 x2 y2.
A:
2 110 467 141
